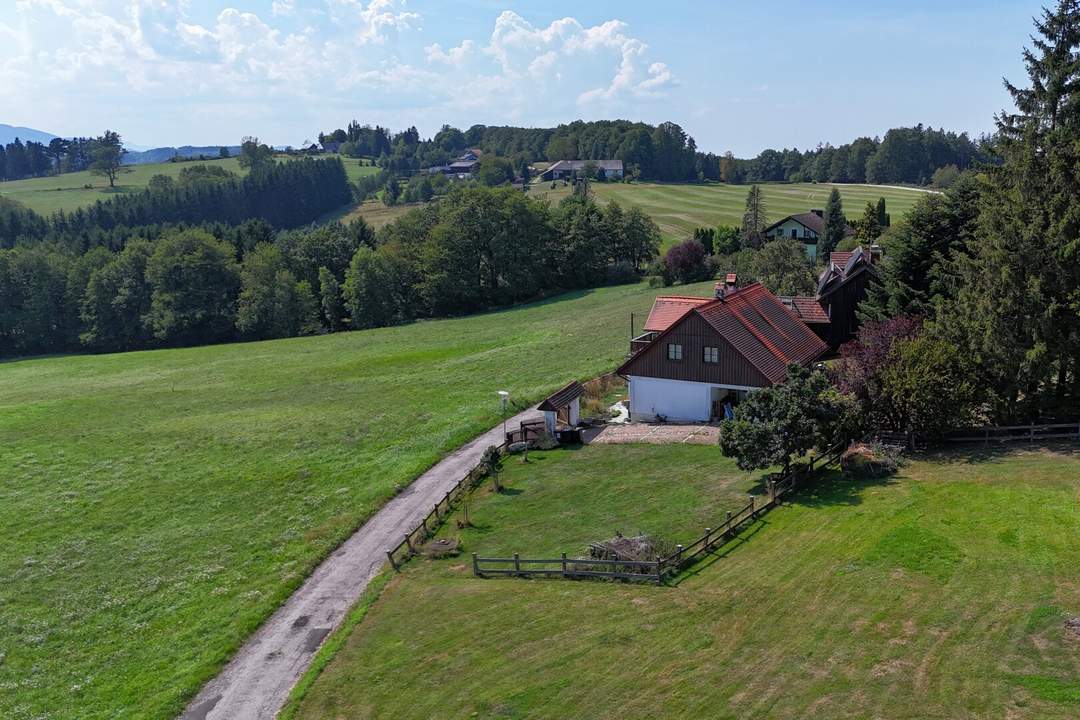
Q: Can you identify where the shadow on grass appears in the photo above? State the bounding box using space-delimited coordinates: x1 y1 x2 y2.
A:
668 519 771 586
787 469 898 508
918 441 1080 465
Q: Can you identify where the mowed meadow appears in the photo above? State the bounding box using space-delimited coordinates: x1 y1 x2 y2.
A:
530 181 932 248
291 444 1080 720
0 155 378 216
0 280 712 720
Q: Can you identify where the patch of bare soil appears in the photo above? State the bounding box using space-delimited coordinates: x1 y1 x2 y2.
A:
1065 616 1080 640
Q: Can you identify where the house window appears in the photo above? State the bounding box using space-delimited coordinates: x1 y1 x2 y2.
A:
790 228 798 239
703 346 720 363
667 343 683 361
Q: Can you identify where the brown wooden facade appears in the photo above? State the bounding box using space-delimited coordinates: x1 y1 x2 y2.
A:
620 313 771 388
820 266 877 349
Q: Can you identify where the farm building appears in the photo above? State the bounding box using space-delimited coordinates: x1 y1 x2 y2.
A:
620 247 880 422
426 149 482 177
541 159 624 181
763 209 854 260
618 281 828 422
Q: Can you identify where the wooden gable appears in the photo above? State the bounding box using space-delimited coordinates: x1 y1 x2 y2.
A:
619 311 772 388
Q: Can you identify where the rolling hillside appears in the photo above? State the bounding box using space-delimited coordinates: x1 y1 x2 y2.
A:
0 280 711 720
530 181 932 248
0 155 377 216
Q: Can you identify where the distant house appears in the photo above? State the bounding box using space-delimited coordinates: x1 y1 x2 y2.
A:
427 149 481 177
762 209 853 260
618 281 828 422
321 141 342 154
541 159 624 181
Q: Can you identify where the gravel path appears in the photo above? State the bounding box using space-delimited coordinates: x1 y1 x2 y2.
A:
180 407 541 720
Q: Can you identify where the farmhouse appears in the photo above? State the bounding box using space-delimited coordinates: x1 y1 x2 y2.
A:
763 209 853 260
620 247 881 422
426 149 483 177
618 281 828 422
541 159 624 181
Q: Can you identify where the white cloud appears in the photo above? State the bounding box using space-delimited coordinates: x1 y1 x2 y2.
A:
2 3 676 142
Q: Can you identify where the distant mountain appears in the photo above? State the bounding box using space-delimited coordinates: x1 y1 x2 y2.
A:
0 123 58 146
122 145 242 165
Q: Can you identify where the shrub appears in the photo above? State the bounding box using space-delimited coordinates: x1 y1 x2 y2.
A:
663 239 710 284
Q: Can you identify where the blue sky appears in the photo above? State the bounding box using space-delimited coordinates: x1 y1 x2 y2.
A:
0 1 1047 155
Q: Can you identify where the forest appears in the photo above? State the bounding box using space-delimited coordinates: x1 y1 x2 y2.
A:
0 183 659 358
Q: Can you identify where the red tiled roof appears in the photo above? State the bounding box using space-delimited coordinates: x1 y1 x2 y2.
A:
642 295 713 332
695 283 828 383
780 296 830 324
829 251 854 269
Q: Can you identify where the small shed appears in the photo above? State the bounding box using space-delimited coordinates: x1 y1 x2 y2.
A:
537 381 585 435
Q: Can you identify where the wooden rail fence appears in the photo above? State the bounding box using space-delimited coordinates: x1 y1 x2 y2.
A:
472 443 846 585
943 422 1080 445
384 442 506 572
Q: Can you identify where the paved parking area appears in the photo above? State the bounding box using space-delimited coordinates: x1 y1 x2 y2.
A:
584 422 719 445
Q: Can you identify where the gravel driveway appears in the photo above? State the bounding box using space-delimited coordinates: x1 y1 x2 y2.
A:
181 407 541 720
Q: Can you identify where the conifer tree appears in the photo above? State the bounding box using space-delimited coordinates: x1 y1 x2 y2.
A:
937 0 1080 420
740 185 767 249
820 188 847 257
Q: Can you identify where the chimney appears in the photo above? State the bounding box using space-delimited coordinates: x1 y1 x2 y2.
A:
869 244 883 264
715 272 738 298
811 208 824 218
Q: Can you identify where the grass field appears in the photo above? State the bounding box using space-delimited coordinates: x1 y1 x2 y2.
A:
530 181 932 249
319 198 419 228
291 443 1080 720
0 280 716 720
0 154 377 216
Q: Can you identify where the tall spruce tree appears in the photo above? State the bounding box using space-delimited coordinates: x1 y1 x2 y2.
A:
937 0 1080 420
875 197 890 227
740 185 767 249
820 188 847 257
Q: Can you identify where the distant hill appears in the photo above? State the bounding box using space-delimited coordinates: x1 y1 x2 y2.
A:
122 146 242 165
0 123 58 146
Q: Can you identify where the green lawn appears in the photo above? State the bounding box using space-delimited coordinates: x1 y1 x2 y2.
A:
0 280 713 720
0 154 377 216
292 443 1080 720
530 181 932 249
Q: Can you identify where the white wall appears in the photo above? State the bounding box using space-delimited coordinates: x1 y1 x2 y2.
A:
627 376 762 423
628 376 711 422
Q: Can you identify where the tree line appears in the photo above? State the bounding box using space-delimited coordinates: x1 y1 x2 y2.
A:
724 124 997 186
316 119 717 183
0 183 659 358
3 152 351 251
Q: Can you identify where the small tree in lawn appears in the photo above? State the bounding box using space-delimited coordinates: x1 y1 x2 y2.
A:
720 364 861 473
89 130 128 187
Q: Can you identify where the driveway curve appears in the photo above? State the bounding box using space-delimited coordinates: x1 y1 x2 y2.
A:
181 407 541 720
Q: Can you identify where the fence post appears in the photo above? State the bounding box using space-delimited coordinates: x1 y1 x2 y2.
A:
472 552 480 577
675 544 684 567
655 556 663 586
725 510 732 534
386 550 398 572
749 496 755 518
513 552 521 577
433 502 441 521
404 533 414 555
703 527 712 551
561 552 568 579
